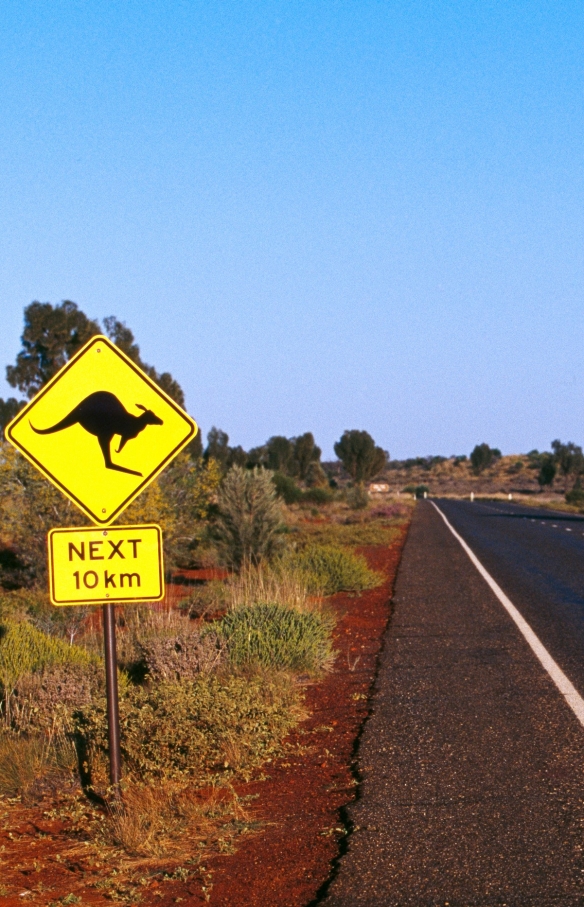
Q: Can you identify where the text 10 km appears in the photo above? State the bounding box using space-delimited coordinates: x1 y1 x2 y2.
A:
73 569 141 590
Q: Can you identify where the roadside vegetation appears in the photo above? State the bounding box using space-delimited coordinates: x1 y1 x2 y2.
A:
0 299 411 904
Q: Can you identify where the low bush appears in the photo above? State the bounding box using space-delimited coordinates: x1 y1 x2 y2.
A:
0 621 96 723
566 478 584 506
12 661 102 732
302 487 333 505
272 472 303 504
285 543 382 595
138 629 224 681
218 603 334 673
75 672 302 784
178 581 229 618
346 485 369 510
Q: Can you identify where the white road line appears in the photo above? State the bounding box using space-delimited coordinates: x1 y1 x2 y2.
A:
431 502 584 729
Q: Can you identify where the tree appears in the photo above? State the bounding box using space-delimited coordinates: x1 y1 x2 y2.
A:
226 445 248 468
6 300 100 399
537 454 556 491
334 430 388 483
551 439 584 491
102 316 185 406
5 301 185 406
470 443 500 474
202 427 248 471
0 398 25 432
292 432 321 480
204 427 231 468
265 436 294 474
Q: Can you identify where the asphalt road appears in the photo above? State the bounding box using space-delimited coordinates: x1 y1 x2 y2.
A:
320 500 584 907
434 498 584 701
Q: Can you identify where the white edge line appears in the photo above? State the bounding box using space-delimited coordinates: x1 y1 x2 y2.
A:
431 501 584 728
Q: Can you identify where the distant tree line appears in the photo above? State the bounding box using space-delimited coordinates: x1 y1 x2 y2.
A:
0 301 390 489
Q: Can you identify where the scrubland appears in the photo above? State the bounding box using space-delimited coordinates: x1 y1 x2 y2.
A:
375 453 575 508
0 448 412 903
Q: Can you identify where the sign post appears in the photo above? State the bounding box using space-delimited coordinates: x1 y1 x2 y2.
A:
5 335 198 788
103 603 122 787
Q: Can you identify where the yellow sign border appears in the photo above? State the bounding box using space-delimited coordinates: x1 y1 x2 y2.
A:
5 335 197 525
47 523 165 606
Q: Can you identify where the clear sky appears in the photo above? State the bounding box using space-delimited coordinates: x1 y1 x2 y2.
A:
1 2 582 459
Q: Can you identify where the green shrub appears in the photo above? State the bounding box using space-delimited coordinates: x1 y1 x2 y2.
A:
0 621 93 696
346 485 369 510
214 466 285 569
0 589 47 623
218 603 334 673
272 472 303 504
0 621 97 724
304 460 328 488
75 672 301 783
566 478 584 505
285 543 382 595
302 487 333 505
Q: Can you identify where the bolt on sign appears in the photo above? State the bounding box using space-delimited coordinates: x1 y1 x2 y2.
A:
5 334 197 525
48 525 164 606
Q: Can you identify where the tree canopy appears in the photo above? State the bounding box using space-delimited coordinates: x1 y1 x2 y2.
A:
0 398 25 432
470 443 501 474
334 430 388 483
537 454 556 490
3 300 185 408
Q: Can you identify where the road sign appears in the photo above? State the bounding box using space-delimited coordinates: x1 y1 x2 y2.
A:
48 524 164 605
5 335 197 524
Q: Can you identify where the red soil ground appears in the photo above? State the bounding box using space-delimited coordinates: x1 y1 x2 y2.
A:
0 527 408 906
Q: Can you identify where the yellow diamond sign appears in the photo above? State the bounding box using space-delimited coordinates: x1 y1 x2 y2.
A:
5 335 197 525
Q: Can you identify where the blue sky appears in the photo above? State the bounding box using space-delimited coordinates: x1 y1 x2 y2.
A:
1 2 583 459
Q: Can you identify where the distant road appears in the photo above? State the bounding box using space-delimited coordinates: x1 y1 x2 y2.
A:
321 500 584 906
435 498 584 699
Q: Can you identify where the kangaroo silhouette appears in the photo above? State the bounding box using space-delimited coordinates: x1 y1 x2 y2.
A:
30 391 163 477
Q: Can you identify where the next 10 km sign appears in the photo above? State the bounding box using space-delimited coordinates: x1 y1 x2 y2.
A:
48 524 164 606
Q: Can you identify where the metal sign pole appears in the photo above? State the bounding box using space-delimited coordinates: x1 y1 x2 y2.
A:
103 603 122 788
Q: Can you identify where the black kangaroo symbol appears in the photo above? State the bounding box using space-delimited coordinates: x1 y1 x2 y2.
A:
30 391 163 477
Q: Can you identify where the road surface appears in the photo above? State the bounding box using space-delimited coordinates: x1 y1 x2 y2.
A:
320 500 584 906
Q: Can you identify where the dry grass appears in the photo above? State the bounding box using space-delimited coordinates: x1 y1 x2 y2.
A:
226 561 321 613
0 729 77 796
104 779 250 859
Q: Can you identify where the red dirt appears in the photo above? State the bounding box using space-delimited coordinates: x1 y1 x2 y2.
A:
0 527 408 906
